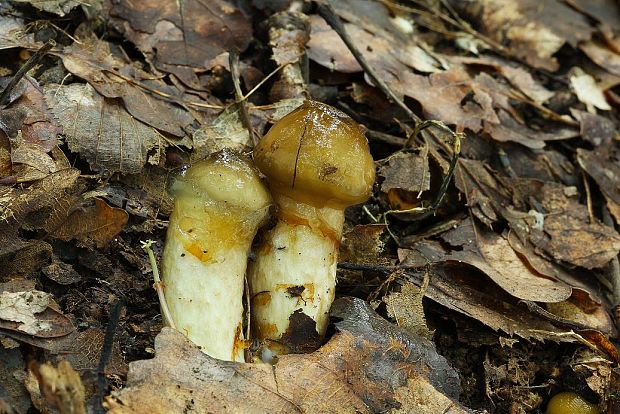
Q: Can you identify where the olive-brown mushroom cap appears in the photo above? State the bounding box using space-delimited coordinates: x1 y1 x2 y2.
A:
253 100 375 208
174 149 272 210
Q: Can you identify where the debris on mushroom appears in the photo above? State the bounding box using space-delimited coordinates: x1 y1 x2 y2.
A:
161 149 272 362
250 100 375 355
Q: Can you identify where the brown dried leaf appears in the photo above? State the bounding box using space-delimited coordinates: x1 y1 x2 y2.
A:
577 143 620 212
339 224 390 266
580 40 620 77
471 0 592 71
0 287 73 338
440 218 572 302
11 0 79 16
191 106 252 159
45 83 166 174
51 198 128 249
307 11 443 76
0 76 60 152
403 68 497 132
109 0 252 84
384 282 432 338
400 245 570 340
571 109 616 146
513 180 620 268
379 151 430 196
105 298 464 413
56 36 194 137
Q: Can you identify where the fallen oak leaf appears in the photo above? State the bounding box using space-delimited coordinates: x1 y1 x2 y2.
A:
104 298 465 414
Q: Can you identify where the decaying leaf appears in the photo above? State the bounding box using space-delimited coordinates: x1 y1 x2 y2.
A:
56 35 194 137
0 290 72 337
191 106 252 159
105 298 465 413
384 281 432 338
45 83 166 174
571 109 616 146
379 150 430 200
51 198 128 249
0 290 51 335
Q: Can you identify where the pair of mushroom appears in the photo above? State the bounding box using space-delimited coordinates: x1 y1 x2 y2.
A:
160 101 375 362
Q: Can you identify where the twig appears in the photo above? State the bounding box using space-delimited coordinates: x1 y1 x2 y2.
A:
0 40 55 106
94 299 123 414
141 240 176 329
229 51 259 146
316 2 420 124
316 2 462 241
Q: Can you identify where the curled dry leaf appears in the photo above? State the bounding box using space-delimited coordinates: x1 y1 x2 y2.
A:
398 244 616 357
45 83 166 174
0 76 60 153
580 40 620 77
105 298 465 414
442 218 572 303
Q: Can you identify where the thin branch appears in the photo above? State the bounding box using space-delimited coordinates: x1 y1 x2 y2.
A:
0 40 55 106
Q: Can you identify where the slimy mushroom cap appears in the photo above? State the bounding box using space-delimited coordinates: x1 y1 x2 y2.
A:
254 100 375 208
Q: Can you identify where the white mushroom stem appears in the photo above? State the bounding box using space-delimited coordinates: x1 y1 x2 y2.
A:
161 151 271 362
249 193 344 348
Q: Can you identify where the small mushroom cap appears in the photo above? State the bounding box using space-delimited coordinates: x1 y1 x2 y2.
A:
253 100 375 208
174 149 272 210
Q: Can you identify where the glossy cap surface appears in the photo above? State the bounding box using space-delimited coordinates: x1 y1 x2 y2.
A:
253 100 375 208
174 149 272 211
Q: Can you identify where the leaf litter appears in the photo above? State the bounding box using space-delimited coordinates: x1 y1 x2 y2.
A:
1 0 620 412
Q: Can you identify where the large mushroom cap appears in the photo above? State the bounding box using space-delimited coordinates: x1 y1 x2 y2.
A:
175 149 272 211
253 100 375 208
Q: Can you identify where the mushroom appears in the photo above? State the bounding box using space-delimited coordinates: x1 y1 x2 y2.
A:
249 100 375 354
161 149 272 361
546 392 599 414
